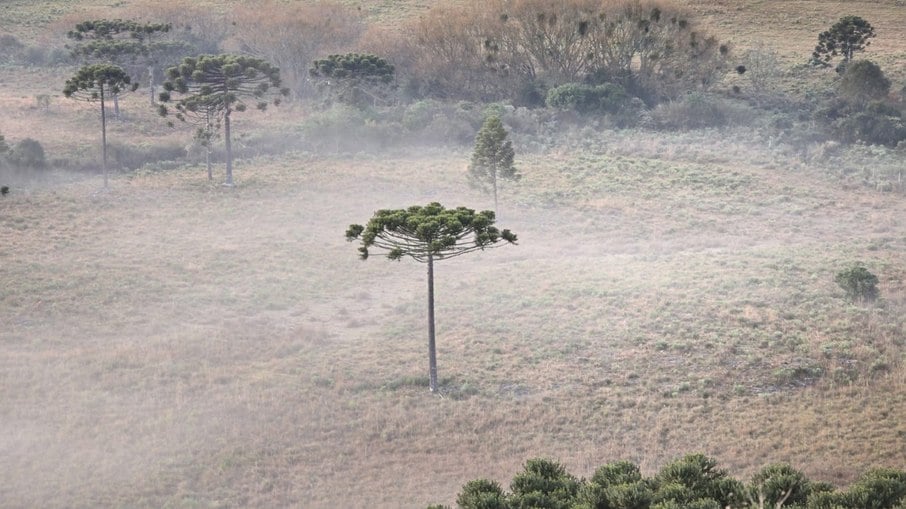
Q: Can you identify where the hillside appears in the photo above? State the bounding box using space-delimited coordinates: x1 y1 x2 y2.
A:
1 1 905 507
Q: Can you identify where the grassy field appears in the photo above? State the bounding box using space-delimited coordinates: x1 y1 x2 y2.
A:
2 0 906 508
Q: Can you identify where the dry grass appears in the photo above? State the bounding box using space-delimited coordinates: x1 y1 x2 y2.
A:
2 1 906 507
2 143 905 507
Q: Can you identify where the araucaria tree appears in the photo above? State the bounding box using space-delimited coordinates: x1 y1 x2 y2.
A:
345 203 517 392
310 53 395 107
158 55 287 185
68 19 189 111
63 64 137 188
812 16 875 69
469 116 519 216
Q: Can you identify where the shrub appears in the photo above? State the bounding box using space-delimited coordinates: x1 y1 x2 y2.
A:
650 94 754 130
107 141 187 170
8 138 47 170
839 60 891 103
835 264 879 302
546 83 630 115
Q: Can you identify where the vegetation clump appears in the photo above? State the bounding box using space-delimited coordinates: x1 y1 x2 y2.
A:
835 264 880 302
437 456 906 509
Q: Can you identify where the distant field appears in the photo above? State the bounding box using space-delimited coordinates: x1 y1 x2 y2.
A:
1 1 905 507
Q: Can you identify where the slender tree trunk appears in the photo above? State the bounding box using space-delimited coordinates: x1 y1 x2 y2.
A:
148 65 155 106
113 93 120 120
205 111 213 181
100 86 108 189
427 253 438 393
224 109 233 186
492 171 499 218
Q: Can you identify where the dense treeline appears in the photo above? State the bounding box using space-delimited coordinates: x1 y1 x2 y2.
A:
429 454 906 509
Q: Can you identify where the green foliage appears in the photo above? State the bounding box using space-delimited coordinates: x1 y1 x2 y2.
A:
748 464 811 507
160 54 286 117
652 454 743 508
456 479 507 509
509 458 580 509
812 16 875 67
63 64 137 101
835 264 879 302
8 138 47 170
546 83 630 115
839 60 890 103
580 461 652 509
469 116 519 211
345 202 517 262
818 100 906 147
843 468 906 509
159 54 286 183
310 53 395 107
0 186 8 196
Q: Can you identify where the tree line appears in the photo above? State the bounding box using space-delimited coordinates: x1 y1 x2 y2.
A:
428 454 906 509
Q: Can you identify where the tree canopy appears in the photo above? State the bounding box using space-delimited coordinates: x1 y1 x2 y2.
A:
469 116 519 215
310 53 395 106
812 16 875 68
345 202 516 262
346 203 516 392
159 54 287 185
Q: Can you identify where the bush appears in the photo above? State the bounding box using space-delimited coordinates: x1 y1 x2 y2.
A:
107 141 187 170
546 83 631 115
840 60 891 103
8 138 47 170
651 94 754 130
835 264 879 302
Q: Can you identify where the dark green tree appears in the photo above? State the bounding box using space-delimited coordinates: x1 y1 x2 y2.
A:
509 458 580 509
747 464 811 508
812 16 875 69
63 64 138 188
457 479 508 509
345 203 517 393
652 454 744 508
310 53 395 107
580 461 652 509
68 19 191 108
158 54 287 186
468 116 519 216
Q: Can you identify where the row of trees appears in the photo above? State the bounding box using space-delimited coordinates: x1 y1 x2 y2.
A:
430 455 906 509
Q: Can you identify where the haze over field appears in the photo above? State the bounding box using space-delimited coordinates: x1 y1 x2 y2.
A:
1 1 905 507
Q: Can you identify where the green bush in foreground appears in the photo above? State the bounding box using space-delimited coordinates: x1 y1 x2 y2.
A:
429 455 906 509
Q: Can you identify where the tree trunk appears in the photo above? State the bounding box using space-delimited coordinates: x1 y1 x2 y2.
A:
100 85 108 189
492 170 499 218
113 93 120 120
148 65 155 106
205 111 213 181
427 253 438 393
224 109 233 186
